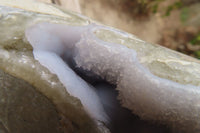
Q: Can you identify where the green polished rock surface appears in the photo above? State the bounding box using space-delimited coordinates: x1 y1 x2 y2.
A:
0 69 62 133
95 28 200 86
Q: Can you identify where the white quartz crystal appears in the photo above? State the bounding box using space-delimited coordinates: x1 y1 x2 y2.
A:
26 22 200 132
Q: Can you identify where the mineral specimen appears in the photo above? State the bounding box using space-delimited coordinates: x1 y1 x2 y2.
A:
0 0 200 133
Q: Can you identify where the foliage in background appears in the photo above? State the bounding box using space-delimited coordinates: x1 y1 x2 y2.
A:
164 1 182 16
118 0 192 19
190 33 200 59
118 0 200 59
118 0 160 19
180 7 189 22
150 0 183 16
190 33 200 45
